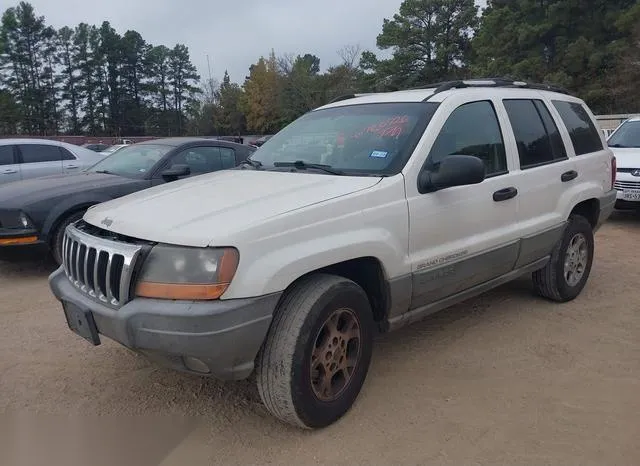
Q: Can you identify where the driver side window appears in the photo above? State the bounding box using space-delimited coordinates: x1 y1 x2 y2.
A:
427 100 507 177
169 146 224 175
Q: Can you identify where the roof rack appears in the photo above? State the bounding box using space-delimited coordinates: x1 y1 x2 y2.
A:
414 78 571 99
327 92 375 104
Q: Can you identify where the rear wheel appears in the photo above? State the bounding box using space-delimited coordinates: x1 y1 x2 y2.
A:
50 210 86 265
532 215 594 302
256 274 374 429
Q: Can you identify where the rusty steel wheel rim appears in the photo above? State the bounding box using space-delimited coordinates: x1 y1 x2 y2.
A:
310 308 362 402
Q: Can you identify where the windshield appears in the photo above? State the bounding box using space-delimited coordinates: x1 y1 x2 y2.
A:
250 102 439 175
88 144 171 178
608 120 640 148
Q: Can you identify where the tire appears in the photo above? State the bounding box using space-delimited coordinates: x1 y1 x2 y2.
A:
532 215 594 302
50 210 86 265
256 273 374 429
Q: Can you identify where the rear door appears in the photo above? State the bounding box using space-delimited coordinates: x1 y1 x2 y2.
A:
17 143 64 180
59 146 83 174
499 97 576 267
0 144 21 184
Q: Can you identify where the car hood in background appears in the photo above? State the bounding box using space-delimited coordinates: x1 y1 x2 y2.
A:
0 172 141 208
610 147 640 168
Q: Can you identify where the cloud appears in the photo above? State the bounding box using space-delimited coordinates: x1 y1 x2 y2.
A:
22 0 487 84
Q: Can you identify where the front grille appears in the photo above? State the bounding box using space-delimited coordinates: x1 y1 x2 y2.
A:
614 180 640 190
62 224 144 307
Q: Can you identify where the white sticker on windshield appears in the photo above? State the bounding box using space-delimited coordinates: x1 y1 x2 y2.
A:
370 150 388 158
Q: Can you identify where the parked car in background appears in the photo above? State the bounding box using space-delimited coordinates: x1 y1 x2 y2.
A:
0 137 255 263
217 136 244 144
0 138 105 186
99 144 130 156
249 135 273 147
608 116 640 210
82 143 111 152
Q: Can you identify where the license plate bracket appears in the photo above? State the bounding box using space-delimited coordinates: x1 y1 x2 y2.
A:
62 301 101 346
622 189 640 201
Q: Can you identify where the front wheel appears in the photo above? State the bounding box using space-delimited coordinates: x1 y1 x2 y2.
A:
50 210 86 265
532 215 594 302
256 274 374 429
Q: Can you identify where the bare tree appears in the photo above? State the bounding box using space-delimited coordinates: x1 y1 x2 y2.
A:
337 44 362 70
277 53 296 75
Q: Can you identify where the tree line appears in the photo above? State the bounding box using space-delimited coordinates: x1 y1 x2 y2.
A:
1 0 639 138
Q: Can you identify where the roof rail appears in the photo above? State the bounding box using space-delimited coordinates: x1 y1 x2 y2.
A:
415 78 571 99
327 93 376 104
329 93 357 104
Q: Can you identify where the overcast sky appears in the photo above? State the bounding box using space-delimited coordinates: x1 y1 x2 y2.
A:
24 0 487 85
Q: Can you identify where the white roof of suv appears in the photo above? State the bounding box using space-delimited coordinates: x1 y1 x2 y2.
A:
318 79 583 111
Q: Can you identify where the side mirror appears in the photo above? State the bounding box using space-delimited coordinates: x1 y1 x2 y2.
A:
161 164 191 182
418 155 485 194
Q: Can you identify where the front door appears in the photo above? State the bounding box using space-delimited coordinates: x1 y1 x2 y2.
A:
405 99 521 309
17 144 64 180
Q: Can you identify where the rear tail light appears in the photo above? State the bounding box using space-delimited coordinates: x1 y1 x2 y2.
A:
611 155 617 190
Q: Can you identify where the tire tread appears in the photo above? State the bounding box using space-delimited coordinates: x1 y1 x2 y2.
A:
532 214 593 302
256 273 358 428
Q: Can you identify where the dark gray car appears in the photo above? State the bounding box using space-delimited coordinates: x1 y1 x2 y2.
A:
0 137 255 263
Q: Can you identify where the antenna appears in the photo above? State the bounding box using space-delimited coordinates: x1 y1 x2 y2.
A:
206 54 213 82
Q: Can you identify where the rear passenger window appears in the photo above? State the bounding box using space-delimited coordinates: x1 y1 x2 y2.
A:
0 145 15 166
219 147 236 169
552 100 604 155
504 99 567 169
19 144 62 164
427 100 507 176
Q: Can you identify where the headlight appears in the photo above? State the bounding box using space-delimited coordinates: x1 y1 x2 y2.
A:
18 212 33 229
134 245 239 300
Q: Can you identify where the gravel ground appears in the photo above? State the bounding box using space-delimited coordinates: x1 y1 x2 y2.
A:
0 213 639 466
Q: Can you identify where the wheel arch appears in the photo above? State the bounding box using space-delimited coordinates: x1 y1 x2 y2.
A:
42 200 100 242
274 256 391 330
570 198 599 228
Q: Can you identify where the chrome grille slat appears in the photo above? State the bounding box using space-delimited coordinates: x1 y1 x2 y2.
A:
614 180 640 190
82 247 90 293
91 249 100 298
62 224 143 308
105 253 113 303
61 234 68 275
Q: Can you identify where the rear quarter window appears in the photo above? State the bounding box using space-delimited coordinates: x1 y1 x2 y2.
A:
551 101 604 155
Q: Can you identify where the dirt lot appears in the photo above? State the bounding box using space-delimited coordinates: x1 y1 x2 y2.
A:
1 213 639 466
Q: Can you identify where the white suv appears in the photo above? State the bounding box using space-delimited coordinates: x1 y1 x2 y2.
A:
607 116 640 209
48 79 616 429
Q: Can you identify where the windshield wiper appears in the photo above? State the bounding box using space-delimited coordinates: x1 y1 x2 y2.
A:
273 160 345 175
94 169 114 175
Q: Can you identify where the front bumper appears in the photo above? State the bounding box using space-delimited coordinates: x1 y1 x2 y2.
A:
48 267 281 380
596 189 617 231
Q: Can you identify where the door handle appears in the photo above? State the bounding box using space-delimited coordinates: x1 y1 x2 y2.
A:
64 165 79 169
493 187 518 202
1 169 18 174
561 170 578 182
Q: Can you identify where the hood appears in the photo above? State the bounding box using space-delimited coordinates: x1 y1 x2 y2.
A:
611 147 640 168
0 172 139 208
84 170 382 247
